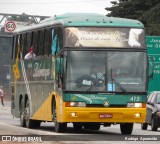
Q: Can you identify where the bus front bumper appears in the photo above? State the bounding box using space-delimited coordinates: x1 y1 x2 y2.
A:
59 107 146 123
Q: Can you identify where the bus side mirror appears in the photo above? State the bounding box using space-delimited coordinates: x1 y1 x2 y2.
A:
148 57 154 79
56 58 63 75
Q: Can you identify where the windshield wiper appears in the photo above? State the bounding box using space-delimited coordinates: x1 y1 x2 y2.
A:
111 68 128 94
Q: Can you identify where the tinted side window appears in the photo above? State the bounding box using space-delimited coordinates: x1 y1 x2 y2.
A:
44 28 52 56
12 35 17 60
33 31 38 55
21 33 27 58
14 35 19 60
26 32 32 52
38 29 44 56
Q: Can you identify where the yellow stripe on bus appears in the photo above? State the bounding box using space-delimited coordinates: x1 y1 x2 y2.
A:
31 94 53 121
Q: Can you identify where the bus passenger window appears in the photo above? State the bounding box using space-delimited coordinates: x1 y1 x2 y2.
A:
20 34 26 59
38 29 44 56
44 28 52 56
32 31 38 57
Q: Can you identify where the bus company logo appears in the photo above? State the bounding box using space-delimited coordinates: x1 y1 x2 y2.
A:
103 101 110 107
2 136 12 141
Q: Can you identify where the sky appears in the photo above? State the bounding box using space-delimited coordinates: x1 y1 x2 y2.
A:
0 0 116 17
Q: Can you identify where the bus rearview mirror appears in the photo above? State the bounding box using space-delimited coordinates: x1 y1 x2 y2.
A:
148 59 154 79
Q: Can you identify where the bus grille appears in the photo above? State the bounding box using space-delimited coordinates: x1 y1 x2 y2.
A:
86 104 127 108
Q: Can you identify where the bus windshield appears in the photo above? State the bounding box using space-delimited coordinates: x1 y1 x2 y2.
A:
64 51 147 93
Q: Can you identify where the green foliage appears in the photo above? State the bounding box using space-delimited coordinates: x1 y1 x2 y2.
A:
106 0 160 35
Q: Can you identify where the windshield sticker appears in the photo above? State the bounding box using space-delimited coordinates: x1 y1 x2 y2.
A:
108 83 115 92
82 80 92 85
120 82 140 85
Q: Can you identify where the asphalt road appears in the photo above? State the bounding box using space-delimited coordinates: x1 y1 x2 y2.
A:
0 101 160 143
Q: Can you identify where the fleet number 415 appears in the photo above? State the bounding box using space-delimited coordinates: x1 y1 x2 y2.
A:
130 96 140 102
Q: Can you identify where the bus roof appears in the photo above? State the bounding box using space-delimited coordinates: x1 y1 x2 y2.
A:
15 13 144 33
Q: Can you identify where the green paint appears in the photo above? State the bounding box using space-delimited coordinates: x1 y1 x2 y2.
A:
146 36 160 93
63 93 146 105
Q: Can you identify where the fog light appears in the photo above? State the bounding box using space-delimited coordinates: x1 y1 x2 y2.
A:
70 112 77 117
135 113 141 118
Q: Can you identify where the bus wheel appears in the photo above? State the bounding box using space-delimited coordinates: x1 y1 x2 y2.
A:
141 123 148 130
25 100 34 128
20 100 26 127
52 99 67 132
120 123 133 135
151 116 158 131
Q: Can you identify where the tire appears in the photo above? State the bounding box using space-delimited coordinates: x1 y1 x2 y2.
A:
151 116 158 131
52 99 67 132
141 123 148 130
20 100 26 127
120 123 133 135
25 100 35 128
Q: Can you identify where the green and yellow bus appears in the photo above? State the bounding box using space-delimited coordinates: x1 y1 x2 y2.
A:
11 13 150 134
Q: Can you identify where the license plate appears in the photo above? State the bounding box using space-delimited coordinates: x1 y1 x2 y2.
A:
99 114 112 118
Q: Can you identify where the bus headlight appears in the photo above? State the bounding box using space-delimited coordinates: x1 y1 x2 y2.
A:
65 102 86 107
127 103 145 108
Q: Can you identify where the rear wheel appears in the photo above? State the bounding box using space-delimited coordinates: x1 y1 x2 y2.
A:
20 100 26 127
52 99 67 132
151 116 158 131
141 123 148 130
120 123 133 135
25 100 35 128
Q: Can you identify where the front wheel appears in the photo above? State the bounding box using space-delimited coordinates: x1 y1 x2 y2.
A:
151 116 158 131
141 123 148 130
120 123 133 135
52 99 67 132
55 122 67 133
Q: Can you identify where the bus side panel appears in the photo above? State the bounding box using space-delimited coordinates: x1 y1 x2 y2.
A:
11 57 56 121
26 58 55 121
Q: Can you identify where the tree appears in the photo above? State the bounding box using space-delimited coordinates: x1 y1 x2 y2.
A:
106 0 160 35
